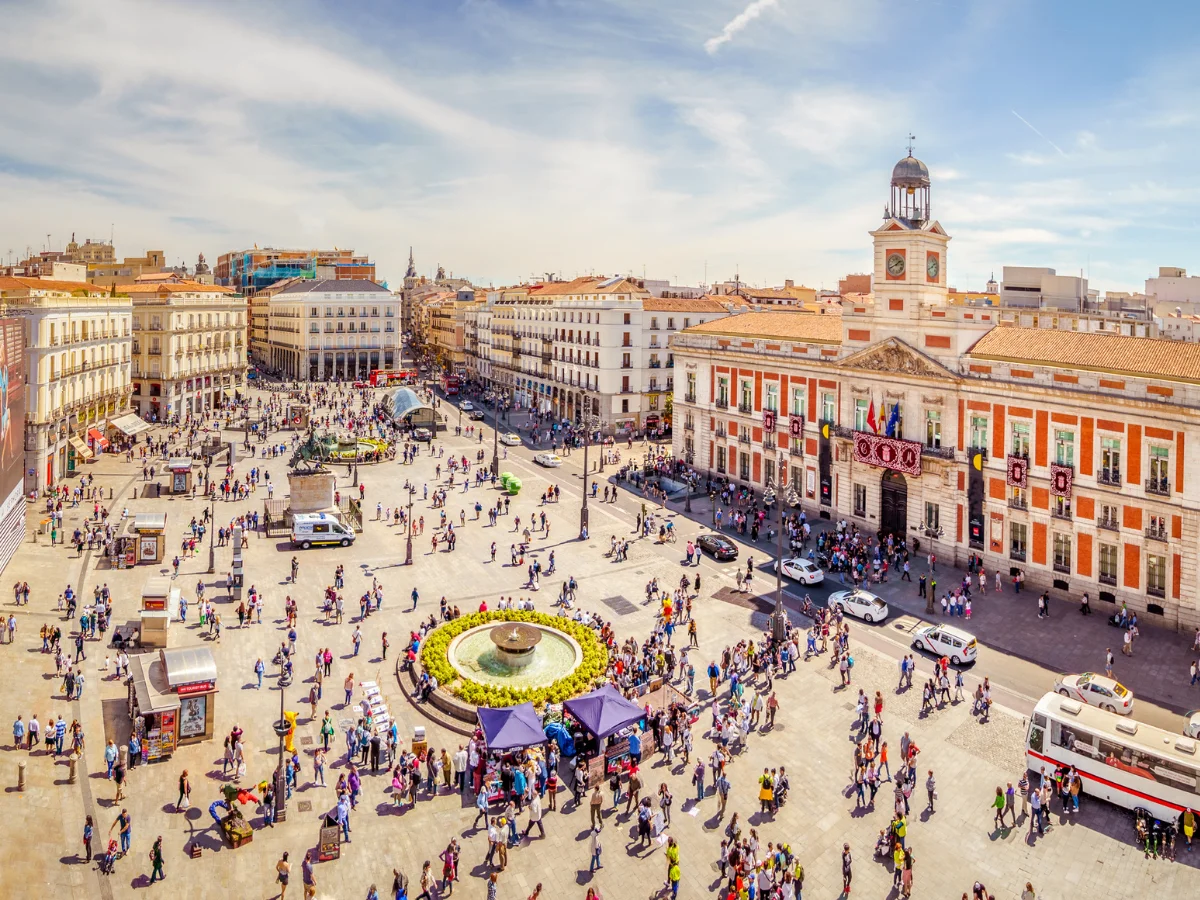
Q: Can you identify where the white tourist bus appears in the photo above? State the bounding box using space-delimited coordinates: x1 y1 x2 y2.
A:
1026 692 1199 821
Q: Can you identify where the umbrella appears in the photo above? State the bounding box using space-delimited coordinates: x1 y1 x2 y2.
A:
478 703 546 751
564 683 644 739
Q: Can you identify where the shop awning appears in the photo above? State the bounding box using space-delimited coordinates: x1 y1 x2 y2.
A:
68 435 93 460
87 428 109 450
564 683 644 739
160 646 218 688
109 413 152 437
478 703 546 751
129 653 181 716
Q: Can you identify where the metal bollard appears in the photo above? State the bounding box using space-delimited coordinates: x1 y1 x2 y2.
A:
69 754 79 784
18 760 26 791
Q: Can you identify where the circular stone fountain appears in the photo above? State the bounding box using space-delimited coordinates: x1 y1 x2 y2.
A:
448 622 582 690
489 623 542 669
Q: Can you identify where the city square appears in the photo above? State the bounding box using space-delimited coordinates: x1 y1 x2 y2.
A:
1 382 1197 899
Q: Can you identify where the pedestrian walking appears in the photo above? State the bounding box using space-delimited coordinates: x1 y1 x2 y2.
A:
276 852 291 899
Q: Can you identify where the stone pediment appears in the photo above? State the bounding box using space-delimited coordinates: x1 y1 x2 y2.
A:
841 337 957 380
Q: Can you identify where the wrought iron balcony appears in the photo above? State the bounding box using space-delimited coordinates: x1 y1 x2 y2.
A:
1099 573 1117 586
1096 468 1121 486
738 402 753 414
762 438 776 451
714 397 729 409
789 446 804 458
683 420 694 432
1145 477 1170 496
714 426 727 438
1052 562 1071 574
1050 507 1073 521
1010 548 1026 562
684 392 697 404
738 433 751 445
1008 497 1027 510
1096 517 1120 532
924 446 957 460
1145 524 1169 542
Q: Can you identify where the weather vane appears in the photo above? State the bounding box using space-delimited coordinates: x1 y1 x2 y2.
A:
907 133 916 156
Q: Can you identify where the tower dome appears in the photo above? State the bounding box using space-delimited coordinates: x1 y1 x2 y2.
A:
891 154 930 189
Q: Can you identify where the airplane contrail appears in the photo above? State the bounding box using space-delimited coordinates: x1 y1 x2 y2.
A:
1011 110 1067 157
705 0 781 54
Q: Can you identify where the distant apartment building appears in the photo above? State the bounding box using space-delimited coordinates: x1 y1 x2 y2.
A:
215 247 376 296
1147 267 1200 316
127 277 248 421
0 277 133 490
267 280 399 381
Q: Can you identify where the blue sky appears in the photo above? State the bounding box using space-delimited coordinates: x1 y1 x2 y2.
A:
0 0 1197 293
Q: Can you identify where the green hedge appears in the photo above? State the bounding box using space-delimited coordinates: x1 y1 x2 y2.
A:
419 610 608 708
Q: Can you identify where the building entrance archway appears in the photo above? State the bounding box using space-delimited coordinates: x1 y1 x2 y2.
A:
880 470 908 540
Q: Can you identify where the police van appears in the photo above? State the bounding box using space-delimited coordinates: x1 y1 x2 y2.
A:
291 512 356 549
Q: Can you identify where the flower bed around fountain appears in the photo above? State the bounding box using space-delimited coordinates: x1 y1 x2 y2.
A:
420 610 607 708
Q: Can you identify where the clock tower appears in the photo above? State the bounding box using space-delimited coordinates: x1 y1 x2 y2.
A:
869 143 951 312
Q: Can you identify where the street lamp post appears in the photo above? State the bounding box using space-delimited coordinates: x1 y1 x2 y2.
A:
579 414 598 539
404 485 415 565
770 452 792 643
272 667 289 822
205 461 216 574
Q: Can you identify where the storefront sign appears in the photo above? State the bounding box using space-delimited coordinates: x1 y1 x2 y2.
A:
1005 455 1028 488
852 431 922 476
177 680 214 696
179 695 207 737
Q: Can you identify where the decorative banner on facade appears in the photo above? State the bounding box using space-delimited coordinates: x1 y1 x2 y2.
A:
762 410 777 433
789 414 804 438
852 431 922 476
1050 463 1074 498
1005 455 1028 488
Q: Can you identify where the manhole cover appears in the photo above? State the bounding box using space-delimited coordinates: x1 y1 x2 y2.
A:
338 718 356 729
300 736 313 746
297 800 312 813
843 702 856 711
600 595 638 616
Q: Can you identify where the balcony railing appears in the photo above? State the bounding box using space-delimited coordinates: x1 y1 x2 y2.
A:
738 433 751 445
1096 517 1120 532
1145 525 1169 542
1096 469 1122 486
1147 584 1166 599
1145 477 1170 496
1053 562 1071 575
789 446 803 458
715 397 729 409
648 361 661 369
762 438 776 451
924 445 957 460
831 424 854 439
1050 507 1073 521
1008 497 1027 510
684 392 697 404
1099 573 1117 586
684 420 694 432
737 402 753 414
1010 548 1026 562
714 426 727 438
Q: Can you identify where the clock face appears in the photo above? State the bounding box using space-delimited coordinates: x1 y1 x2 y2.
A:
926 255 939 279
886 253 906 277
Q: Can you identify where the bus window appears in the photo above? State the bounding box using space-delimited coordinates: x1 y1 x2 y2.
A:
1028 721 1044 754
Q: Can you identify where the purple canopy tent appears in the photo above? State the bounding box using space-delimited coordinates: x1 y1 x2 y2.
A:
563 683 643 739
477 703 547 751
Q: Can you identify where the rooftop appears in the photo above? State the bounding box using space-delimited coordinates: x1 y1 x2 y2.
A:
276 279 390 296
0 276 109 296
967 326 1200 385
529 276 649 297
642 297 728 313
119 280 235 295
679 310 843 344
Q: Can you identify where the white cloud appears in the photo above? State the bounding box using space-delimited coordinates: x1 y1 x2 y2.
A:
704 0 781 54
771 87 894 165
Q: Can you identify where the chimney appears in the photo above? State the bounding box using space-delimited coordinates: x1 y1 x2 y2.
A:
784 279 794 289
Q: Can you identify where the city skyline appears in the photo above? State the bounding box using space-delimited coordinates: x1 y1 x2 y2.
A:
0 0 1197 291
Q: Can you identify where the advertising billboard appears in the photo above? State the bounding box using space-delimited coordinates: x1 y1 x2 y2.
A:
0 318 26 577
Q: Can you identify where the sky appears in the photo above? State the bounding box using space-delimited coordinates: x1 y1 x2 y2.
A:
0 0 1198 293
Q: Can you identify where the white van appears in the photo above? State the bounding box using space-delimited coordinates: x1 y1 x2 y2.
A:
291 512 355 549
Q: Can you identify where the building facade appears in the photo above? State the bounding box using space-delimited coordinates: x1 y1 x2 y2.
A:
0 277 133 490
671 153 1200 630
127 279 248 421
215 247 375 296
267 280 399 381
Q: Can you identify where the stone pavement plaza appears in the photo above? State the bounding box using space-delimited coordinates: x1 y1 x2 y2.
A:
0 400 1196 899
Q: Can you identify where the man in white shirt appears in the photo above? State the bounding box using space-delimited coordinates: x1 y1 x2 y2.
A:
453 745 468 793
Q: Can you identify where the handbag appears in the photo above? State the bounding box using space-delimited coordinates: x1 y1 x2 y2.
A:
181 794 191 809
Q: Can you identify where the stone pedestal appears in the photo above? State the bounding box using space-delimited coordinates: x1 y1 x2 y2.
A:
288 471 336 513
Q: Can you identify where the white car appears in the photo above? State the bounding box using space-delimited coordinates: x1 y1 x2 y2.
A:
1054 673 1134 715
460 401 474 411
911 624 977 665
774 558 825 586
534 452 562 467
828 588 888 623
499 433 522 446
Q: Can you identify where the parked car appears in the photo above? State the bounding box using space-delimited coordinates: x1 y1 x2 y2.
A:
469 410 486 421
412 427 432 442
697 533 738 561
499 432 522 446
534 452 562 467
827 588 888 623
460 401 474 411
1054 673 1134 715
774 558 825 586
911 623 978 665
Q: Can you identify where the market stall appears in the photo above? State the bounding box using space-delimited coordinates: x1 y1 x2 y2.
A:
127 646 218 758
563 684 649 785
474 703 551 805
